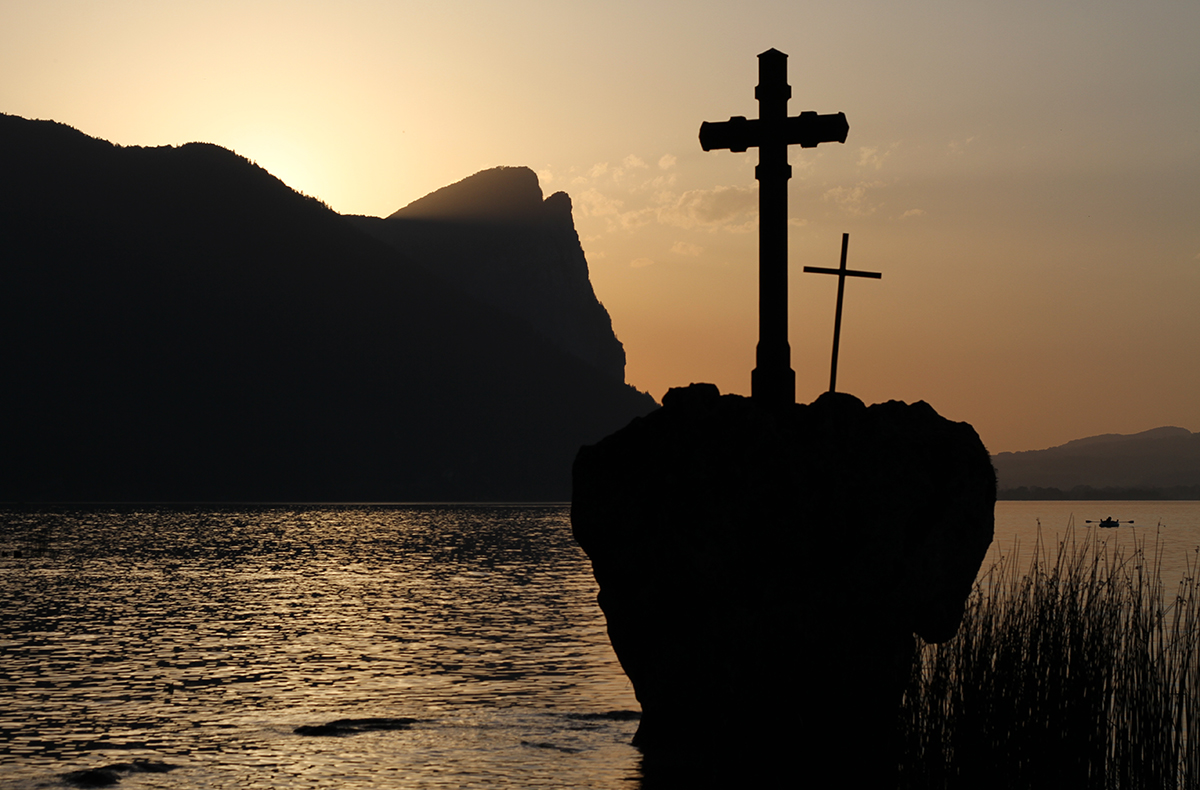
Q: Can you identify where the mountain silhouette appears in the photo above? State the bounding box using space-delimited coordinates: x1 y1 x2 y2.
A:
0 114 655 502
347 167 626 383
993 427 1200 497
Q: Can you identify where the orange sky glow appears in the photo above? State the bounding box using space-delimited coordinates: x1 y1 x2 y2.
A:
3 0 1197 453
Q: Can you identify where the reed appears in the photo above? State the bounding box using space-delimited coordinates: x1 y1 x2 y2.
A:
898 524 1200 789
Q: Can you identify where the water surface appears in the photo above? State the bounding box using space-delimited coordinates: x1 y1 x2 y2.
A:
1 506 640 788
5 500 1199 788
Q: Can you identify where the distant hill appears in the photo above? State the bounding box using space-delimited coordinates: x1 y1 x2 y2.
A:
0 113 656 502
993 427 1200 500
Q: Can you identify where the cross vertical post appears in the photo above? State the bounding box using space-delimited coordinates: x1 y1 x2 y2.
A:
803 233 882 393
699 50 849 410
754 50 793 410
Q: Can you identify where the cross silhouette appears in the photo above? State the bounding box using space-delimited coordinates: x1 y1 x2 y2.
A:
803 233 881 393
699 49 848 410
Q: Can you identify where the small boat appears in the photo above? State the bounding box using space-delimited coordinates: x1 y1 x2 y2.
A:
1086 517 1133 528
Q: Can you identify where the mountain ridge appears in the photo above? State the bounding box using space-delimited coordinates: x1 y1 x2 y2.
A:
992 426 1200 498
0 113 655 502
1037 426 1192 451
387 165 546 222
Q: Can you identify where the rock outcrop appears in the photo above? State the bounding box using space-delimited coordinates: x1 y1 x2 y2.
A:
349 167 626 383
571 383 995 781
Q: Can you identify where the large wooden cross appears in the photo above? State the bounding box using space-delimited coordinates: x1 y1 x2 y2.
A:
803 233 881 393
699 48 848 409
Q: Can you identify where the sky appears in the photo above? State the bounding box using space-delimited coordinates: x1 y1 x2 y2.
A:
3 0 1197 454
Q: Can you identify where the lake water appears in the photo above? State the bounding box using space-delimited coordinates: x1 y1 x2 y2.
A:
2 501 1199 788
989 500 1200 591
0 506 639 789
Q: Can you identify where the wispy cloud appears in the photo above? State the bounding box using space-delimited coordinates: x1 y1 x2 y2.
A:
573 187 655 231
571 156 674 193
671 241 703 256
948 136 977 156
902 208 926 218
823 181 887 216
857 145 894 171
630 257 655 268
575 188 623 217
657 185 758 231
571 164 754 234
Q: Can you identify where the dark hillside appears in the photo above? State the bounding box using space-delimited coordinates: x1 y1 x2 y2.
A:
0 114 655 502
993 427 1200 498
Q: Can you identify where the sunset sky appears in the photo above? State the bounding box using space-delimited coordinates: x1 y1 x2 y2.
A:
3 0 1197 454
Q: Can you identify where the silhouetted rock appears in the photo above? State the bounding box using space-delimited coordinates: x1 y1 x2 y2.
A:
293 717 420 736
572 384 995 781
563 710 641 722
61 761 178 787
349 166 626 383
0 114 655 502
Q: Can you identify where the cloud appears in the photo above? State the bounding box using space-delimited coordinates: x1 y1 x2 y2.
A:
948 136 977 156
630 257 655 268
789 155 816 180
616 207 656 230
537 168 553 186
658 154 677 170
857 146 885 170
822 181 886 216
610 155 649 183
902 208 926 218
575 188 623 217
572 156 658 189
572 177 755 236
671 241 703 256
657 185 758 230
573 187 655 231
857 143 899 171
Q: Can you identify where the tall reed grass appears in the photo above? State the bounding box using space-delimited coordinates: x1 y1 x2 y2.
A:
899 523 1200 789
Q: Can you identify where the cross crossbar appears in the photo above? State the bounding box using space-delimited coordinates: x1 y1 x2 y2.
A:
700 111 849 153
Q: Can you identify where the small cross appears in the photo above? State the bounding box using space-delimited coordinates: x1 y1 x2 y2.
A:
803 233 881 393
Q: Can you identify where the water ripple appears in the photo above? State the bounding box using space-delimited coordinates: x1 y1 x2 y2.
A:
0 505 640 788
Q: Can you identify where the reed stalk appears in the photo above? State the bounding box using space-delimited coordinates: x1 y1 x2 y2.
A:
898 524 1200 789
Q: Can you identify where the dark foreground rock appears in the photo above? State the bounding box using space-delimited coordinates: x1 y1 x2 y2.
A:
293 717 420 736
572 384 995 782
61 760 178 787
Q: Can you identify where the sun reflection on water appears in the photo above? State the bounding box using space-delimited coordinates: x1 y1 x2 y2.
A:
0 506 640 788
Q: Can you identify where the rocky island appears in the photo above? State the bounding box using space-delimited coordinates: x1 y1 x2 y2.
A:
572 383 996 781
